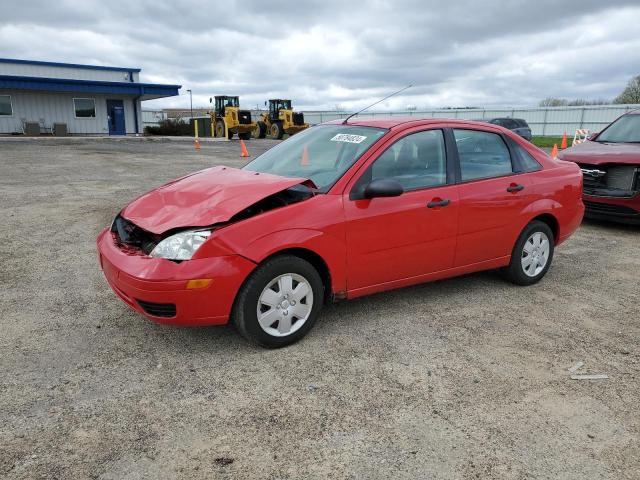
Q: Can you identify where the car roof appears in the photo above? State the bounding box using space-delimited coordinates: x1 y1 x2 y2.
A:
324 117 498 129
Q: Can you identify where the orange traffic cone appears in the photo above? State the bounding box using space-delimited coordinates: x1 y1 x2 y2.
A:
551 143 558 159
194 138 201 151
240 139 250 157
300 145 310 166
560 131 568 149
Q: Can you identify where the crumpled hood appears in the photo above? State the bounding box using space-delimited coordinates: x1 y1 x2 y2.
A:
121 166 308 234
559 141 640 166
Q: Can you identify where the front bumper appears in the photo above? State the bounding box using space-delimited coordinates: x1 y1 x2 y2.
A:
96 228 256 326
583 193 640 224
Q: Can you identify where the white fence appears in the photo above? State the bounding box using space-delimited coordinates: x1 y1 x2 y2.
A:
142 104 640 136
300 104 640 136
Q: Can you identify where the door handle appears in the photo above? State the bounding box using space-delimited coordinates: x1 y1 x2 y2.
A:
507 184 525 193
427 199 450 208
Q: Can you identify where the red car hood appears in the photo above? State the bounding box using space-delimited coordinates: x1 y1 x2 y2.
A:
558 141 640 166
121 166 309 234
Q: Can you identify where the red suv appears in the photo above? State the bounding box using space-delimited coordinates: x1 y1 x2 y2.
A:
97 118 584 347
558 111 640 224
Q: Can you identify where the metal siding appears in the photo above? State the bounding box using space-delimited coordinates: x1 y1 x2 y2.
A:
0 91 142 135
0 63 133 82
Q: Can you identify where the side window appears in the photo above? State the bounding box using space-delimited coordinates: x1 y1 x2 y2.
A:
362 129 447 191
511 142 542 172
502 119 519 129
453 129 514 181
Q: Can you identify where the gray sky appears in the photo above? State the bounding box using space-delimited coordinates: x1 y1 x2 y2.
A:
1 0 639 111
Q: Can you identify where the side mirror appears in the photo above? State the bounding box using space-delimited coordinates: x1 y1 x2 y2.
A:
264 101 267 106
209 97 212 104
363 179 403 199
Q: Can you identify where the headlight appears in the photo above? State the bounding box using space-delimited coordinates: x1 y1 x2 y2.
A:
149 229 211 260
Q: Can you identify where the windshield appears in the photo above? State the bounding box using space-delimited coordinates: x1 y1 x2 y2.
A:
243 125 388 191
596 114 640 143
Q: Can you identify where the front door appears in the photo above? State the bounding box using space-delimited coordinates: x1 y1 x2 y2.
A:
344 129 459 292
106 99 126 135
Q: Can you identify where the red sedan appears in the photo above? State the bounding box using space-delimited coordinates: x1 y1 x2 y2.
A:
557 110 640 224
97 118 584 347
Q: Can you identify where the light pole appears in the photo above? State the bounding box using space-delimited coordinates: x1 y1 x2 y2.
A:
187 89 193 120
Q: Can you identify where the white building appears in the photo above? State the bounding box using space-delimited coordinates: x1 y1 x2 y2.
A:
0 58 180 135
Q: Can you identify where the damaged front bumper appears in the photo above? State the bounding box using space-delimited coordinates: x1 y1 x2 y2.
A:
582 193 640 224
96 228 256 326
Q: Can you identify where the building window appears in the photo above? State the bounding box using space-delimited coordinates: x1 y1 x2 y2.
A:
0 95 12 116
73 98 96 118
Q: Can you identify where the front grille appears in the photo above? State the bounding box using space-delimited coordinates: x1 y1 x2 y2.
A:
578 163 639 195
136 300 177 318
238 110 252 125
292 112 305 126
584 201 639 216
111 215 159 255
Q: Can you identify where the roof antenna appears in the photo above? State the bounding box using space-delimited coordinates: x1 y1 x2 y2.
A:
342 84 412 124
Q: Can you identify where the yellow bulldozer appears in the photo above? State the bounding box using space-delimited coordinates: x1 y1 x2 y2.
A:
209 95 256 140
254 99 309 139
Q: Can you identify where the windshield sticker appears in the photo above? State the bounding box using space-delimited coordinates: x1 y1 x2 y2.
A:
330 133 367 144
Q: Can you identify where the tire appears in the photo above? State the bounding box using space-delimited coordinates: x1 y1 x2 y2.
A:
239 132 251 140
502 220 555 286
253 121 267 139
270 121 284 140
232 255 324 348
227 129 234 140
215 120 225 138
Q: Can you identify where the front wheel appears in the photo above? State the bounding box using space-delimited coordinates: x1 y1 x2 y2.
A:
502 220 554 285
232 255 324 348
269 121 284 140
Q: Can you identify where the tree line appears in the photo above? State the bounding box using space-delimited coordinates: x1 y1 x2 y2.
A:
539 74 640 107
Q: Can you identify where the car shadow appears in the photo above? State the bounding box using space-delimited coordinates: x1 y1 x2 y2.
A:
581 217 640 233
148 269 509 351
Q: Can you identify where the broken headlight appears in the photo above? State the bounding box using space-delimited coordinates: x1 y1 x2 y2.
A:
149 229 211 261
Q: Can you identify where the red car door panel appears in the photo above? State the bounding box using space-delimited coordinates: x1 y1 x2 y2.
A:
344 186 459 289
454 174 534 266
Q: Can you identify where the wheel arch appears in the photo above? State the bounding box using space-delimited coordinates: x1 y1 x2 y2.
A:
529 213 560 244
258 247 333 304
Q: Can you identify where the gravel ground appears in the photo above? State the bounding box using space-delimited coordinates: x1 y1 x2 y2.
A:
1 137 639 480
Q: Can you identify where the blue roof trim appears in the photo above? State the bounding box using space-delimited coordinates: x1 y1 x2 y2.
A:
0 75 181 98
0 58 141 73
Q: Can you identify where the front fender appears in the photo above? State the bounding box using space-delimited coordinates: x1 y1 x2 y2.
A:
229 228 347 295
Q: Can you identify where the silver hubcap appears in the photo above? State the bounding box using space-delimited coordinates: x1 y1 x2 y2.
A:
521 231 550 277
257 273 313 337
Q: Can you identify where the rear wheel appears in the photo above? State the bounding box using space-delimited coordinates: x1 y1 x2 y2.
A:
232 255 324 348
270 121 284 140
502 220 554 285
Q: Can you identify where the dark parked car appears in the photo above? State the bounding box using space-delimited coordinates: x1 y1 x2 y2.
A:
557 110 640 224
477 118 532 141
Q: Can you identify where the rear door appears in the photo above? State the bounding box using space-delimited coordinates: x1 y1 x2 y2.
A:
452 128 535 267
343 128 459 290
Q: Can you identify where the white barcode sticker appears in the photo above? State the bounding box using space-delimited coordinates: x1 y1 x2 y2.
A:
330 133 367 144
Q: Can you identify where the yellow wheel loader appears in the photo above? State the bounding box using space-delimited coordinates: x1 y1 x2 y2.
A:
209 96 257 140
253 99 309 139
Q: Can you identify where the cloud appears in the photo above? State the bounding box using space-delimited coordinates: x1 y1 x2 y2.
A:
1 0 639 110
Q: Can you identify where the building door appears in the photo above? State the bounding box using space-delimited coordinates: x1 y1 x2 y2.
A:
106 99 126 135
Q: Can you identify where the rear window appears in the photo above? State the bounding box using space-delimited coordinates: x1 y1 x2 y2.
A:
454 129 514 181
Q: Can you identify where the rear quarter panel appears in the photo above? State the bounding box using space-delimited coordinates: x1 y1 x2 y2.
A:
526 160 584 244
